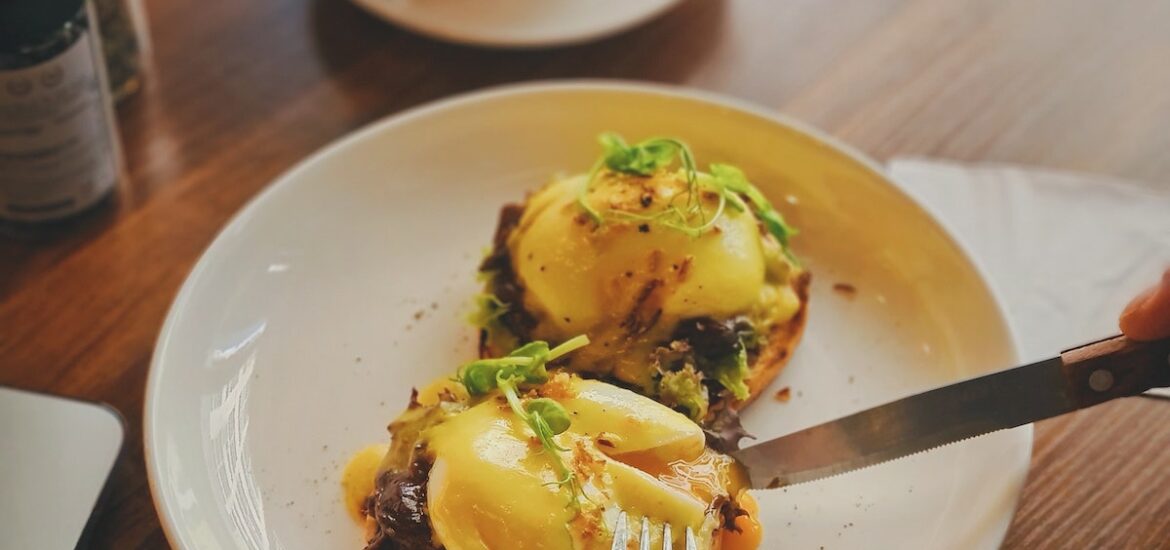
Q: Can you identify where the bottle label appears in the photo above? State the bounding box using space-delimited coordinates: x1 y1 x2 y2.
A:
0 26 119 221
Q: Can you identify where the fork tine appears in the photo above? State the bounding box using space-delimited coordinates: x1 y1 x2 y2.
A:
611 511 629 550
613 511 698 550
684 526 697 550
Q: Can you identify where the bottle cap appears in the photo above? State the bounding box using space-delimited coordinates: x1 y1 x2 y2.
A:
0 0 85 53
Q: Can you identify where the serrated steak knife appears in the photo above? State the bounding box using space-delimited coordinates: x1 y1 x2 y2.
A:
732 335 1170 489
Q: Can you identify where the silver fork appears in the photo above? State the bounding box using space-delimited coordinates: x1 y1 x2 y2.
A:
610 510 698 550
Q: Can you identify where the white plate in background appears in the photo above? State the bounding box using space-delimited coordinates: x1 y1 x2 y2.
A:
350 0 683 48
145 81 1031 549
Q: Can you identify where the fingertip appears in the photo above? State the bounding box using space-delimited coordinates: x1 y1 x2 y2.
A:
1120 272 1170 341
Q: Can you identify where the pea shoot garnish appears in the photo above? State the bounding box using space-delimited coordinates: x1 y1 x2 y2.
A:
709 163 796 246
576 132 797 247
456 335 590 504
577 133 701 229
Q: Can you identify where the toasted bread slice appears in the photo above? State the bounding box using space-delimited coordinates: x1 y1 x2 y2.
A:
740 269 811 408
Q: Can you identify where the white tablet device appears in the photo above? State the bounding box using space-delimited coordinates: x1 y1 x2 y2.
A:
0 386 124 550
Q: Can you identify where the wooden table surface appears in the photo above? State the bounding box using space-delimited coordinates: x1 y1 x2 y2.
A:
3 0 1169 548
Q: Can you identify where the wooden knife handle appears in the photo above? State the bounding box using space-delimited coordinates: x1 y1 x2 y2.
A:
1061 335 1170 407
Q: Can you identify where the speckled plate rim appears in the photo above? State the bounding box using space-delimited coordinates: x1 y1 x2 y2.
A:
144 80 1032 549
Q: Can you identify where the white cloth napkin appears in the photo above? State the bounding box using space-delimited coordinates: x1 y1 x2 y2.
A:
888 159 1170 375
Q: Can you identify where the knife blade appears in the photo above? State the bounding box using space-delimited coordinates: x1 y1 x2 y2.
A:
731 335 1170 489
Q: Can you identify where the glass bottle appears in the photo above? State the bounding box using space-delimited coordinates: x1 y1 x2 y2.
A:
0 0 124 222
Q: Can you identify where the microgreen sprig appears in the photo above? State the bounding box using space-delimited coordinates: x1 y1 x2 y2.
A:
709 163 796 246
457 335 589 395
575 133 798 249
577 133 699 225
599 133 698 183
468 292 508 327
456 335 591 505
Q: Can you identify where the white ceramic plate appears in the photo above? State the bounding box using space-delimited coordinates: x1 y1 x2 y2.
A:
146 82 1031 550
349 0 682 48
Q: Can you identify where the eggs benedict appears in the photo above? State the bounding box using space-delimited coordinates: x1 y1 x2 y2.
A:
346 337 761 550
476 134 809 432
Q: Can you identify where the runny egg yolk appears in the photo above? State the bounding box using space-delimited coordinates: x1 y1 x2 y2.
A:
341 443 388 521
722 491 762 550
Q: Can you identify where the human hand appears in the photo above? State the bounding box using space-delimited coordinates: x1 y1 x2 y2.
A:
1119 268 1170 341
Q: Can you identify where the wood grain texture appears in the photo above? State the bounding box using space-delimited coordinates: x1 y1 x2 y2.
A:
1 0 1168 547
